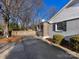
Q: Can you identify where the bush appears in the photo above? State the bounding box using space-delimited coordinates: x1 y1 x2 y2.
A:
70 35 79 51
70 35 79 42
53 34 64 44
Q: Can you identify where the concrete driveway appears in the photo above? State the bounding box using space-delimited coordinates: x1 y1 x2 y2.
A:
3 37 77 59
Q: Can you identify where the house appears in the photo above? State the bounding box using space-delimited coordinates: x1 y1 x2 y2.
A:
42 0 79 39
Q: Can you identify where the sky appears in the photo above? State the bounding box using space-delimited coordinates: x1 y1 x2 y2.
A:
0 0 70 24
37 0 70 21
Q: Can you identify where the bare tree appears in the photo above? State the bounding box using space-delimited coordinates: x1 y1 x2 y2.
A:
0 0 43 37
0 0 23 37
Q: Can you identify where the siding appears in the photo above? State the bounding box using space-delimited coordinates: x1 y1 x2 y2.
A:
49 19 79 38
49 7 79 23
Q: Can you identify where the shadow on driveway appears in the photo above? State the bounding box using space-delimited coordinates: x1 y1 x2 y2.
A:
5 38 77 59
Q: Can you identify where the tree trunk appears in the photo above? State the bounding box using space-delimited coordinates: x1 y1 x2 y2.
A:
3 21 9 38
3 14 9 38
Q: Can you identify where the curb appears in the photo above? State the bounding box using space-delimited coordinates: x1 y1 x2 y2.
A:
41 38 79 59
0 43 12 54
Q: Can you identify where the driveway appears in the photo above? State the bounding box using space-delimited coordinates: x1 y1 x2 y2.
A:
5 37 77 59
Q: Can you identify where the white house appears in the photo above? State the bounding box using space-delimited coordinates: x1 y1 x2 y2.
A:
42 0 79 38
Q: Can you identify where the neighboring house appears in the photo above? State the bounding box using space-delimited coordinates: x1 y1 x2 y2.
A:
42 0 79 39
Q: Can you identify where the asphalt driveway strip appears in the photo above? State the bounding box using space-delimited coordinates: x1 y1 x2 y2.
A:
5 38 77 59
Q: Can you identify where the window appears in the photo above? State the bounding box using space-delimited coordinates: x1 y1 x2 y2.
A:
53 21 66 31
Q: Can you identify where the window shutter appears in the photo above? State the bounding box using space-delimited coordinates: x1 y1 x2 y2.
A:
53 24 55 31
63 21 66 31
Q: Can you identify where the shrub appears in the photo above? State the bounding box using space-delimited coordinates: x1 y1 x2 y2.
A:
70 35 79 51
53 34 64 44
70 35 79 42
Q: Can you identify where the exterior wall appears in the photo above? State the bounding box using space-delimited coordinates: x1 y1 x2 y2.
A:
67 19 79 35
49 19 79 38
48 0 79 38
43 22 50 38
12 30 36 36
48 23 53 38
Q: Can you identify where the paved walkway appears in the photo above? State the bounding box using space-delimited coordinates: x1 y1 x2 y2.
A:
0 37 77 59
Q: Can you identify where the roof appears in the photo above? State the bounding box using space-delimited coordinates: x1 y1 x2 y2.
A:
67 0 79 8
49 7 79 23
48 0 79 23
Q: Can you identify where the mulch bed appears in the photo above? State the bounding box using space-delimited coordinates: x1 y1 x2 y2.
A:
46 38 79 53
0 36 23 43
